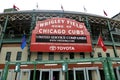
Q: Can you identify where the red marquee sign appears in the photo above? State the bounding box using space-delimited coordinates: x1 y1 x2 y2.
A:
30 18 92 52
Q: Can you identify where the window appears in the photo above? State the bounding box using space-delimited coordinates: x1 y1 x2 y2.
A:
36 52 43 61
80 52 85 58
16 52 22 60
90 52 93 58
69 52 74 59
49 52 54 60
98 52 102 57
106 53 110 57
5 52 11 61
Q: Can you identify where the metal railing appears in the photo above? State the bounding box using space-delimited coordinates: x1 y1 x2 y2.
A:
1 57 115 80
2 34 29 43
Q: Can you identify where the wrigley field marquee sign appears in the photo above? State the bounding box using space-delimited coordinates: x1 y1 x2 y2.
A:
30 18 92 52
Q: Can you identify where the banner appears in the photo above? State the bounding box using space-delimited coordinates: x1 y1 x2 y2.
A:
97 36 107 52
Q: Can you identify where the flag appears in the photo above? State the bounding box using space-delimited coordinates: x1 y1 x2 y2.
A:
21 35 26 49
13 5 19 10
103 10 107 16
97 36 107 52
83 6 87 12
61 5 64 12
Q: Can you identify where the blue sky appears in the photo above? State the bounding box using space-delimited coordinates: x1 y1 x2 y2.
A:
0 0 120 18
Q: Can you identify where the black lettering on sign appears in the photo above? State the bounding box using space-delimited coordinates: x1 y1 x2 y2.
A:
36 34 87 43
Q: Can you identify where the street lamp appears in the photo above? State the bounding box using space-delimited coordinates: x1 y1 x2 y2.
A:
62 62 68 72
14 62 20 72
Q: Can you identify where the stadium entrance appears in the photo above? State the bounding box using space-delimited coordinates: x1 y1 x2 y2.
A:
4 67 101 80
29 67 101 80
30 69 62 80
73 67 101 80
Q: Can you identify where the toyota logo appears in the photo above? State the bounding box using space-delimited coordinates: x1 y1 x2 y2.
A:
49 46 56 51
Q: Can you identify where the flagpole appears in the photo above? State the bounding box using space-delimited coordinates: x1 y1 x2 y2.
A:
103 10 108 16
36 2 39 10
94 22 115 52
61 4 64 17
83 6 87 13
